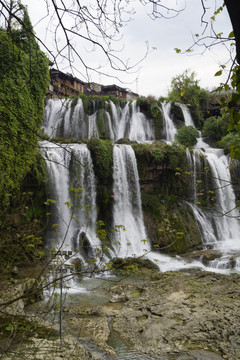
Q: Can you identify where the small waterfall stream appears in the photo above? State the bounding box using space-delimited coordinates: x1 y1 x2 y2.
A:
161 101 177 143
112 144 149 258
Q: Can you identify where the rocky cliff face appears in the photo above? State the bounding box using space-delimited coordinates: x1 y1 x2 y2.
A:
132 142 203 254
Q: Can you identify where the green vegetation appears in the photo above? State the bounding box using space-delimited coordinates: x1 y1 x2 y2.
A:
170 102 185 127
168 70 210 127
202 114 228 141
0 3 49 271
141 193 202 254
132 141 187 176
218 65 240 160
220 132 240 152
87 138 113 223
175 126 199 147
0 6 49 202
87 138 113 183
96 109 112 139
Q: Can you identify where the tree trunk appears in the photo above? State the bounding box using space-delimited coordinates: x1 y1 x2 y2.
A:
225 0 240 64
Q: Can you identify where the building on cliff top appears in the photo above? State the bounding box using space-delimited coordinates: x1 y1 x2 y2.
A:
47 68 139 99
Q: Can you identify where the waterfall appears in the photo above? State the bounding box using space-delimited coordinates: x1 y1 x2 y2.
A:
43 98 88 140
196 147 240 251
128 100 155 142
39 141 101 262
178 104 240 265
108 100 154 142
43 99 70 138
44 98 154 142
104 110 115 140
88 112 99 139
112 144 150 257
42 97 240 273
69 98 86 139
176 102 195 127
161 101 177 143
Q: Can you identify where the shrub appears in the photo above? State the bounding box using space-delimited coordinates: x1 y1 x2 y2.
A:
175 126 199 147
202 114 229 140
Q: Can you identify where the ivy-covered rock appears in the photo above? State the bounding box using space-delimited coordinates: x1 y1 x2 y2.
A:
0 5 49 272
96 109 111 139
0 9 49 202
87 138 113 224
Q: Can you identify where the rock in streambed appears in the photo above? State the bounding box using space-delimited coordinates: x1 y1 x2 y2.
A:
66 270 240 360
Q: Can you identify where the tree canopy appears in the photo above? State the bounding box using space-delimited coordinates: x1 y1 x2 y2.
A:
168 70 209 109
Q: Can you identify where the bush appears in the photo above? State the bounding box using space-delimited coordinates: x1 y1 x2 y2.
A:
202 114 229 141
175 126 199 147
220 132 240 152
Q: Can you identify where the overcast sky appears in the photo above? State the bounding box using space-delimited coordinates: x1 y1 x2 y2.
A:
23 0 234 98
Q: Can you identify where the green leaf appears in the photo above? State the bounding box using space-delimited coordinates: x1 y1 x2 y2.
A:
229 31 235 38
174 48 181 54
5 325 14 331
215 70 222 77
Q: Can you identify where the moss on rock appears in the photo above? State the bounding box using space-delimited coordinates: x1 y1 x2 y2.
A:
170 102 185 128
96 109 111 139
87 138 113 224
142 196 202 254
0 151 47 273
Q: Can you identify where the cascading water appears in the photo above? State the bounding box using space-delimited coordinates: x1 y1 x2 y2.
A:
43 98 70 138
161 101 177 143
107 100 155 142
111 144 203 272
176 102 195 127
177 103 240 269
88 112 99 139
128 100 155 142
39 141 101 262
42 97 240 273
44 98 154 143
112 144 150 258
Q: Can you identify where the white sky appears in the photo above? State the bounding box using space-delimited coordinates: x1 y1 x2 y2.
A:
23 0 234 98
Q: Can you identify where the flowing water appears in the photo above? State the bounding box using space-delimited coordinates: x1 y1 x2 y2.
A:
112 144 149 258
39 141 101 262
42 99 240 272
39 100 238 359
43 98 154 142
161 101 177 143
177 103 240 270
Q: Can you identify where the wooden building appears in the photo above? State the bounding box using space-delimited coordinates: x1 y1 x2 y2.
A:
49 68 85 98
102 84 128 99
47 68 139 99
